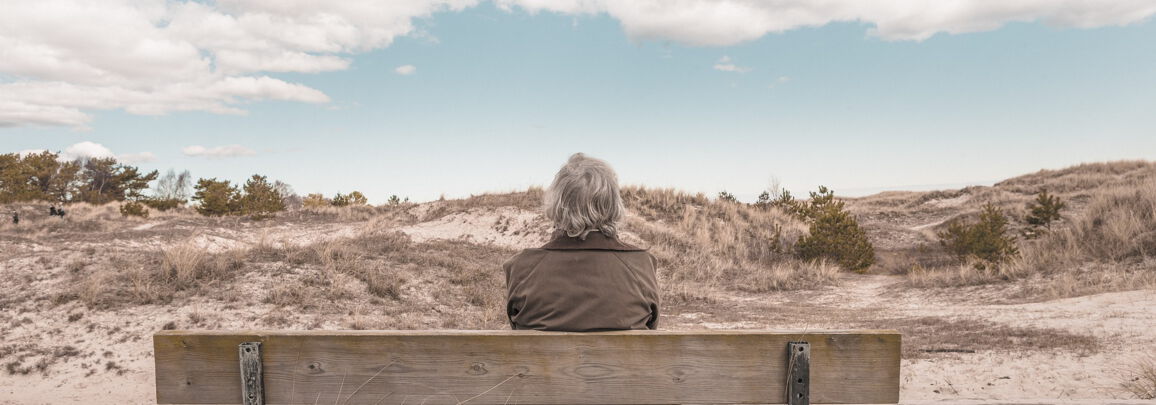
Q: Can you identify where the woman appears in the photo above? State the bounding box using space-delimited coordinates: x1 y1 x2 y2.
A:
504 153 660 331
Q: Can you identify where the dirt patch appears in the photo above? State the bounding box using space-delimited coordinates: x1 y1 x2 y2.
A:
857 316 1099 359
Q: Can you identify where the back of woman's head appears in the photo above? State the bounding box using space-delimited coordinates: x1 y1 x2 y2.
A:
544 153 625 240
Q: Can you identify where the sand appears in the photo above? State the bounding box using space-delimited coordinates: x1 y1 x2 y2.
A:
1 204 1153 404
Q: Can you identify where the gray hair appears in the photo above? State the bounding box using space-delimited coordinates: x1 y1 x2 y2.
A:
544 153 626 240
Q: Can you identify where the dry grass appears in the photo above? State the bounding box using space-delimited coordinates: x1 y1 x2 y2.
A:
621 187 840 296
899 164 1156 298
995 160 1156 195
249 231 513 329
414 187 545 222
1120 355 1156 399
0 202 208 237
300 204 389 221
56 242 246 309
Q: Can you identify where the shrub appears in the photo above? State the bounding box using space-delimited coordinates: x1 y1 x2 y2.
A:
239 175 285 217
717 191 737 203
387 195 407 205
766 188 809 218
938 203 1019 267
118 201 149 218
141 198 182 211
755 190 771 208
1025 189 1065 231
302 193 329 208
332 191 368 207
795 196 876 272
191 178 240 216
345 191 368 205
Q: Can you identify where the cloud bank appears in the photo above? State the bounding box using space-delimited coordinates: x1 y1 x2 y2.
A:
0 0 476 128
500 0 1156 45
2 0 1153 128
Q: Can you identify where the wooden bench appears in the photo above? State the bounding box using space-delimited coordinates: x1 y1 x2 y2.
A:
154 329 900 404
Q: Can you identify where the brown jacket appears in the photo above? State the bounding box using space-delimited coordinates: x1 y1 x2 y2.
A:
504 231 660 331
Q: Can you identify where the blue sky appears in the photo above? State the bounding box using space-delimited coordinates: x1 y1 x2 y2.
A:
2 2 1155 203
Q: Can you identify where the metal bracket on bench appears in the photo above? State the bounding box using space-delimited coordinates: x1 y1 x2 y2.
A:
239 342 265 405
787 341 810 405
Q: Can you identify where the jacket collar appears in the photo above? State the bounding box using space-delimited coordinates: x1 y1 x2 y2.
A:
540 230 645 251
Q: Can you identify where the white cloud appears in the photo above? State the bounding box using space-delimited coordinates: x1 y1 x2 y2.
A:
182 144 257 158
14 142 155 163
713 56 751 73
395 65 418 75
61 141 115 161
0 0 476 128
2 0 1154 128
500 0 1156 44
118 151 157 164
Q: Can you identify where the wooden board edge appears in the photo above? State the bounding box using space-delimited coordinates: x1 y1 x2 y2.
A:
154 329 903 337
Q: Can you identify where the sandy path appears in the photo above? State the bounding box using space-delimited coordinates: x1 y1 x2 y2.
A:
665 275 1156 402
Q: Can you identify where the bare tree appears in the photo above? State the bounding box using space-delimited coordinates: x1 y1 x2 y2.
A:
273 181 302 210
767 175 784 200
154 169 192 201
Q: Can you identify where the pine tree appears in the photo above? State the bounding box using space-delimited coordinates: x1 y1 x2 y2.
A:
794 186 876 272
240 175 285 217
76 158 157 204
192 178 241 216
1025 189 1065 230
717 191 737 203
755 190 771 208
939 203 1019 267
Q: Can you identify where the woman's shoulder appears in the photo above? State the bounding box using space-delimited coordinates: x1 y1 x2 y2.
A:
612 249 658 269
503 248 550 271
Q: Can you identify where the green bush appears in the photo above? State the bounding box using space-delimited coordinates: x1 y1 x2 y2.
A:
192 178 241 216
763 187 809 218
141 198 182 211
794 186 876 272
119 201 149 218
345 191 368 205
0 151 156 204
1025 189 1065 231
717 191 737 203
302 193 329 208
332 191 368 207
939 203 1019 267
387 195 408 206
239 175 285 217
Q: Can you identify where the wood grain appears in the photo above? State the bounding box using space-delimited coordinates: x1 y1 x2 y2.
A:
154 329 900 404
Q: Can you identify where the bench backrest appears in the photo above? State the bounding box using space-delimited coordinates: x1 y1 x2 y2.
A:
154 329 900 404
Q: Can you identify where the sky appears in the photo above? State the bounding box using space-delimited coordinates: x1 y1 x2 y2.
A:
2 1 1155 203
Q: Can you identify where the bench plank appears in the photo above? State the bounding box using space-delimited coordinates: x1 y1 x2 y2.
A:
154 330 899 404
